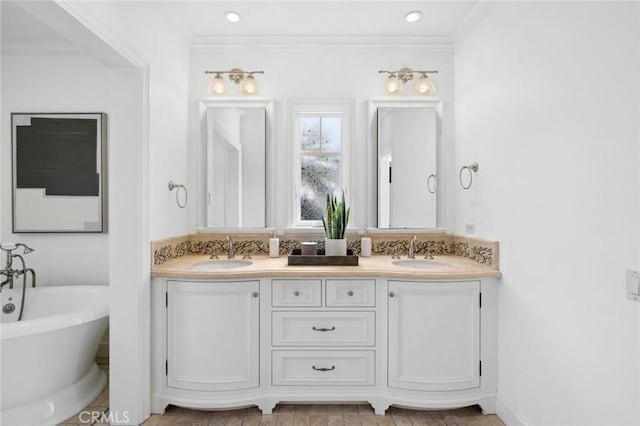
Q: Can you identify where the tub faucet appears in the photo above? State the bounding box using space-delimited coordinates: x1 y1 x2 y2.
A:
0 243 36 292
227 236 235 259
0 277 11 292
408 235 417 259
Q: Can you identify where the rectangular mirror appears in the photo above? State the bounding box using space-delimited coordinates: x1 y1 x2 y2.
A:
11 113 107 233
204 103 268 228
376 104 439 228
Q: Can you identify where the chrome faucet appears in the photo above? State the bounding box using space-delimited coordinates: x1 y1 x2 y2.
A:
227 236 235 259
408 235 417 259
0 243 36 292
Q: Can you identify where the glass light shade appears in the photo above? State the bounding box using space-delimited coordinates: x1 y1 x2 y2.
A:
240 75 259 96
208 75 227 95
414 76 436 96
385 76 403 95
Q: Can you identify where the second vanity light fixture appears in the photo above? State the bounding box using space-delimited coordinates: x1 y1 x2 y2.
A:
205 68 265 96
378 67 438 96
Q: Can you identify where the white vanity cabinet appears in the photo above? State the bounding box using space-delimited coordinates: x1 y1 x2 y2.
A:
388 280 480 391
151 274 497 416
166 280 260 391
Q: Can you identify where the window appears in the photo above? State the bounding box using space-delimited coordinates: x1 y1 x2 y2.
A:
292 102 351 227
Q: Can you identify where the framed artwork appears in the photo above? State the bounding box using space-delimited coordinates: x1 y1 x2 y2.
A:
11 113 107 233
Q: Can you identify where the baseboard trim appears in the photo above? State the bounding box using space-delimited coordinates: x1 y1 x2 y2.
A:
496 395 529 426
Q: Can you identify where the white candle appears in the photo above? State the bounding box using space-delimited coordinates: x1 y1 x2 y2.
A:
269 237 280 257
361 237 372 257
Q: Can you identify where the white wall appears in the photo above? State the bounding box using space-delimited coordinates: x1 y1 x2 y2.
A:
454 2 640 425
65 0 192 241
1 54 111 286
189 43 455 231
50 2 191 424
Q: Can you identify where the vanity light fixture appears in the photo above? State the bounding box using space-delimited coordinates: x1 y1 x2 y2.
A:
378 68 438 96
205 68 265 96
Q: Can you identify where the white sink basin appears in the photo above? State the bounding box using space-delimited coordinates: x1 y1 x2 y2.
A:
392 259 451 269
191 259 253 270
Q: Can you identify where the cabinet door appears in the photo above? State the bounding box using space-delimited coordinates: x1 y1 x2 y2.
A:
388 281 480 391
167 280 259 391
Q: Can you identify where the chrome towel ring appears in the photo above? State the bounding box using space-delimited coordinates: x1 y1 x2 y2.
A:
168 181 188 208
459 162 479 190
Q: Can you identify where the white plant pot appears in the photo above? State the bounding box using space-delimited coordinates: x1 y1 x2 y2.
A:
325 238 347 256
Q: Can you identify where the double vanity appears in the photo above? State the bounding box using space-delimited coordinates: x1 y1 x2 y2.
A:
146 88 502 417
150 233 501 416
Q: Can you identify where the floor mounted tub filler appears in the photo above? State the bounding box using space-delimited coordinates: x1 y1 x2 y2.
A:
0 285 109 426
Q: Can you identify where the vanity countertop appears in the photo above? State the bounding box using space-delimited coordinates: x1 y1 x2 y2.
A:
151 254 501 280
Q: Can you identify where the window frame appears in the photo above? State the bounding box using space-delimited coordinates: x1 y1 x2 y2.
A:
290 100 352 229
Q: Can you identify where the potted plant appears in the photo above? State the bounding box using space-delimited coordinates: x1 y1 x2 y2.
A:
322 190 350 256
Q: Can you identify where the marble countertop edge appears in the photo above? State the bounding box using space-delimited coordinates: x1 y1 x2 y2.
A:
151 254 502 280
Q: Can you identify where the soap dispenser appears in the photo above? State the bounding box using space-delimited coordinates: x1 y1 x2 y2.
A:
360 230 372 257
269 231 280 258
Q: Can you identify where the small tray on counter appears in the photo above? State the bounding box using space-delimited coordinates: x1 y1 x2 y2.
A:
287 249 359 266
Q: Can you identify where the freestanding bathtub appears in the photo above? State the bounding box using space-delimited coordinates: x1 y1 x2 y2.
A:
0 285 109 426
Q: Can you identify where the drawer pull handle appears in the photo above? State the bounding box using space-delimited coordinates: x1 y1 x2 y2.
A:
252 292 259 298
312 326 336 332
293 290 300 296
389 292 396 298
312 365 335 372
347 290 354 296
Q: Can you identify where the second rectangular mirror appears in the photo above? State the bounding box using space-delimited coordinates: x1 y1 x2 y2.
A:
375 101 440 229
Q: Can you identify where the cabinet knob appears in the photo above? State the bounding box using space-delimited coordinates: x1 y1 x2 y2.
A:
293 290 300 296
252 292 259 298
389 292 396 298
347 290 354 296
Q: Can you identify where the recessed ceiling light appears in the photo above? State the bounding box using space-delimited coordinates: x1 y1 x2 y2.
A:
404 11 422 23
225 11 241 23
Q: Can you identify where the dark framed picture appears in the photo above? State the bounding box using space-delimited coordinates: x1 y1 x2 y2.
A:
11 113 107 233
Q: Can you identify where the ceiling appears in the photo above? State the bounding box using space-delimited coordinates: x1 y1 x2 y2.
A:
1 1 73 48
1 1 478 53
169 1 478 39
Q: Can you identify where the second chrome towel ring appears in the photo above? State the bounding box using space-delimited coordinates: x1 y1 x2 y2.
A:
459 162 479 190
168 181 188 208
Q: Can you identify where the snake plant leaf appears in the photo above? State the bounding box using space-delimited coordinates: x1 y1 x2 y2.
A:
323 189 350 239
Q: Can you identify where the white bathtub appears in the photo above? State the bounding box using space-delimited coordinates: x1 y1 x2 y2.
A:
0 285 109 426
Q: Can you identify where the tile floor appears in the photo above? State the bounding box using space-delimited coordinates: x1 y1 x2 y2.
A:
62 360 504 426
142 404 504 426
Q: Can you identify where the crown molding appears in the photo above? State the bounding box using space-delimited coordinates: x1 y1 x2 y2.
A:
54 0 147 69
191 35 454 51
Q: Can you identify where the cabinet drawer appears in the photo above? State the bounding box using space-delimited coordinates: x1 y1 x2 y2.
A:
272 312 375 346
272 279 321 307
272 351 375 386
326 280 375 307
